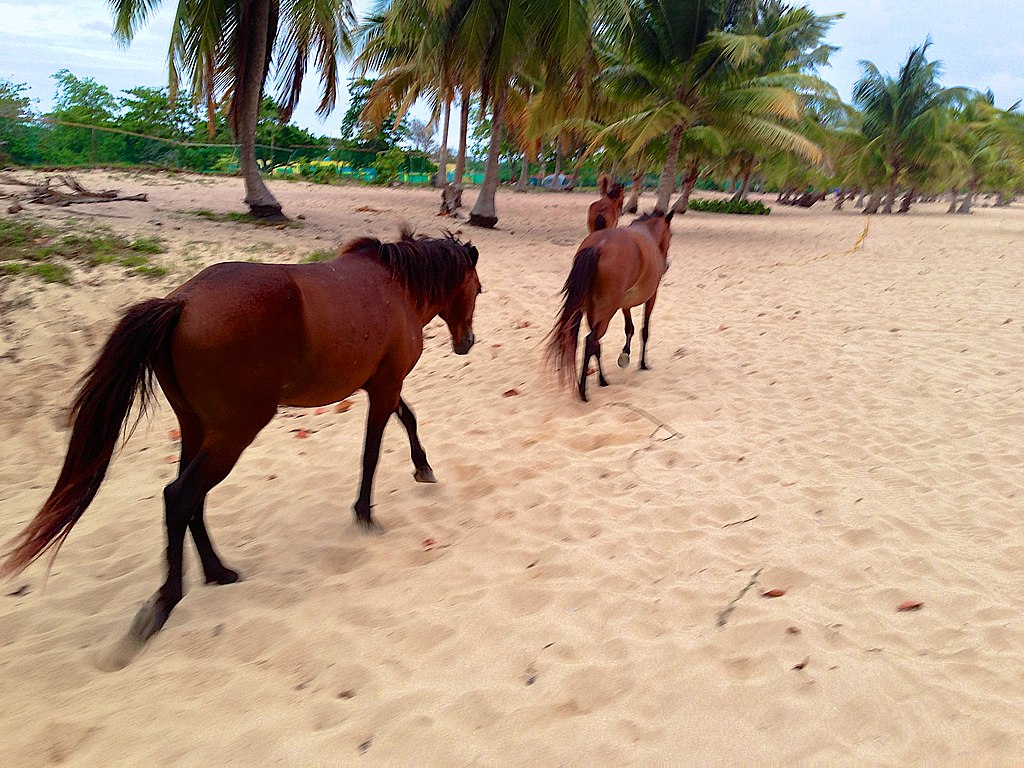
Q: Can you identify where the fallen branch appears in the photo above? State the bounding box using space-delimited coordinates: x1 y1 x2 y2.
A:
716 568 763 627
1 173 147 207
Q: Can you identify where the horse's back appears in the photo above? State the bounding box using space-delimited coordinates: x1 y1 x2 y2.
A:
581 226 663 310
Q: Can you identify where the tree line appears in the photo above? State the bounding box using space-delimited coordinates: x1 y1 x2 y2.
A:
4 0 1024 222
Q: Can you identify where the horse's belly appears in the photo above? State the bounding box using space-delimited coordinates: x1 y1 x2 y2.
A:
622 283 651 308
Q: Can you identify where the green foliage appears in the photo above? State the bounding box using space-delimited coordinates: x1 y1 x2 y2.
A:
372 146 406 185
687 198 771 215
0 80 36 164
340 79 411 152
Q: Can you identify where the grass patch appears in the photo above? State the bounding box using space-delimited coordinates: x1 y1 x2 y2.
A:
300 250 336 263
0 217 169 284
687 198 771 215
188 209 302 227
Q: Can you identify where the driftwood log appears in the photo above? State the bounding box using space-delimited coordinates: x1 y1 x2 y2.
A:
0 174 147 207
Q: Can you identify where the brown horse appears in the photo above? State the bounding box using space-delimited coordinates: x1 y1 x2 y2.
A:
547 212 672 401
587 174 625 232
0 229 481 645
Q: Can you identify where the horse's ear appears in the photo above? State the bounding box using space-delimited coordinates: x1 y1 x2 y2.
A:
468 245 479 266
665 210 674 223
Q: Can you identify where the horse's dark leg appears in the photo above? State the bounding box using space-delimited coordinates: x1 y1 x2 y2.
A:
618 308 634 368
353 388 400 533
395 397 436 483
578 329 596 401
176 415 239 586
129 436 252 643
640 296 657 370
189 500 239 585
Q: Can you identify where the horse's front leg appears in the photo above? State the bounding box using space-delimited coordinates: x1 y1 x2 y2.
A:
353 388 400 533
395 397 436 483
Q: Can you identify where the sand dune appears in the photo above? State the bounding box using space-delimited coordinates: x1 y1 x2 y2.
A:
1 172 1022 765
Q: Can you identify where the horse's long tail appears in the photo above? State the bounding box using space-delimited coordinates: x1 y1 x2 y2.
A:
0 298 184 578
545 246 600 390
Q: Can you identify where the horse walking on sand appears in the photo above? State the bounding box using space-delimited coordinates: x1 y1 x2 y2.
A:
547 212 673 401
587 174 625 232
0 229 481 647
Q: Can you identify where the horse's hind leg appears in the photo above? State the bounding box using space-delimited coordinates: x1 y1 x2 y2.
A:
618 309 634 368
174 415 239 586
130 428 262 643
395 397 436 483
353 385 401 532
579 318 610 401
640 295 657 370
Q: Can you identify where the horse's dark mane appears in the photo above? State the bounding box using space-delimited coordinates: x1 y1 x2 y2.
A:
341 227 475 306
633 211 668 223
607 184 624 200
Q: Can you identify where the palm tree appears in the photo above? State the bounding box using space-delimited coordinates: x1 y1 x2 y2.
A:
110 0 355 220
439 0 592 228
594 0 822 213
853 40 964 214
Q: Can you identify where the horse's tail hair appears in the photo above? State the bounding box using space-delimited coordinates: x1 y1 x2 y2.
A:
594 212 607 230
546 246 600 390
0 298 184 579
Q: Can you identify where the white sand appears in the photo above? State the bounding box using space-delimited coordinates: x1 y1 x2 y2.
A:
1 171 1022 765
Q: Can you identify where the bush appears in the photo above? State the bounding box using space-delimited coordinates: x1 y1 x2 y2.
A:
372 147 406 186
687 198 771 215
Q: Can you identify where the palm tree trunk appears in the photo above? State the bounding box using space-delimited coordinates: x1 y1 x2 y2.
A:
897 186 915 213
957 180 976 213
946 188 958 213
671 158 700 213
234 0 284 220
469 90 506 228
436 98 450 187
855 190 865 208
553 136 564 181
731 157 754 202
880 173 899 214
515 151 529 193
453 91 470 188
863 188 882 214
625 169 642 213
442 91 471 214
654 126 684 213
833 188 846 211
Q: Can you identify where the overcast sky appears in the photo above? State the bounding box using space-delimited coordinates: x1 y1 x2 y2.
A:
2 0 1021 135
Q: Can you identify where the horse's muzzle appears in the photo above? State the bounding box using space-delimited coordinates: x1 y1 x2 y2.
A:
453 332 475 355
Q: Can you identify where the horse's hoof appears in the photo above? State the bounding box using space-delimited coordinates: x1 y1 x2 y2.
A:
414 468 438 483
640 362 650 371
205 566 241 585
617 352 630 368
356 518 385 536
128 594 173 644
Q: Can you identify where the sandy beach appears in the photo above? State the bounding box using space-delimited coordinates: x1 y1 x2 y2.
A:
1 171 1022 765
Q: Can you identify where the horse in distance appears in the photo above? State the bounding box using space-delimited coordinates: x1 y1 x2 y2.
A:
547 212 672 401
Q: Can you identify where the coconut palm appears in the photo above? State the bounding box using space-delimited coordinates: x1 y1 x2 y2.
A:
595 0 823 213
110 0 355 220
853 39 965 214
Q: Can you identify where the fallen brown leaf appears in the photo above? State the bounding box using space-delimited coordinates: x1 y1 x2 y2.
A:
295 429 310 439
502 388 520 397
897 600 923 612
334 400 354 414
168 428 181 440
762 588 787 598
315 406 329 415
792 656 809 671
